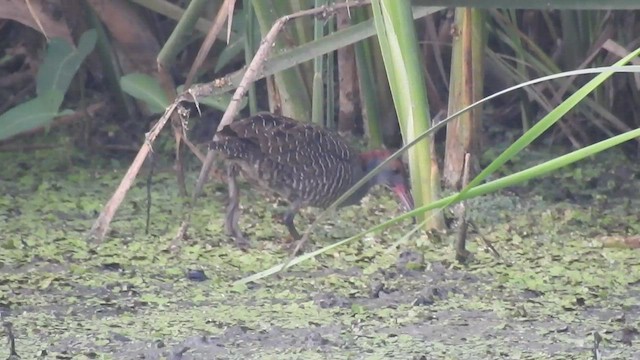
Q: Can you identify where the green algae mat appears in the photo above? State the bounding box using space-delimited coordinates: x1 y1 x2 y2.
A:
1 149 639 359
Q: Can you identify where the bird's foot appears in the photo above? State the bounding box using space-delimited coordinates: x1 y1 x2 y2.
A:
225 214 250 249
226 227 250 249
234 234 251 250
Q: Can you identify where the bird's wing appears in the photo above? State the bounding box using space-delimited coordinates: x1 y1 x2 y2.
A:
219 112 356 166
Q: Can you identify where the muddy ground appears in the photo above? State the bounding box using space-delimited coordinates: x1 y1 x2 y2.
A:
0 148 639 359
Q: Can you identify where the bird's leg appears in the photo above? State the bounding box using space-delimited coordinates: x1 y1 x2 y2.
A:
225 164 249 248
283 201 302 240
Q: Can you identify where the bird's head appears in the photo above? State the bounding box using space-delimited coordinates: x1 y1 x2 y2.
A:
359 149 414 212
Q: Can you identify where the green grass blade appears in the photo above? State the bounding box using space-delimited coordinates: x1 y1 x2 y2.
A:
36 29 97 96
235 125 640 285
236 61 640 284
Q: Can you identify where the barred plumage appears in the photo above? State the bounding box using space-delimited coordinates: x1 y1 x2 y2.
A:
210 112 413 247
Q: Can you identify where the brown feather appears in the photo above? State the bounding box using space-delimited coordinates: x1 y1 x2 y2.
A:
210 112 365 208
210 112 413 244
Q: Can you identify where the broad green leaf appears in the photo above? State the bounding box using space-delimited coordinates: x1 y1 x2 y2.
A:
0 90 67 141
176 85 244 112
120 74 243 114
238 64 640 284
183 7 440 100
371 0 436 228
120 73 170 114
36 29 98 95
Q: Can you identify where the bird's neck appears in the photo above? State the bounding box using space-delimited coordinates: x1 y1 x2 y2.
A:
338 152 381 207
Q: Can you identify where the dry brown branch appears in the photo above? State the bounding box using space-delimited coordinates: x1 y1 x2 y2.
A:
454 153 471 263
169 0 238 196
184 0 237 89
174 0 372 243
88 102 178 241
172 9 297 243
88 0 372 243
337 6 357 134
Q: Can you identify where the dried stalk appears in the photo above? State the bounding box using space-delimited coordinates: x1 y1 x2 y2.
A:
175 0 372 242
88 0 371 243
88 102 179 241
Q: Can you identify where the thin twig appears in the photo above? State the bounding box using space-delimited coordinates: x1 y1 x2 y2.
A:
174 0 372 243
184 0 237 89
145 151 155 235
89 0 372 243
3 321 19 359
454 153 471 263
88 102 178 241
456 154 500 260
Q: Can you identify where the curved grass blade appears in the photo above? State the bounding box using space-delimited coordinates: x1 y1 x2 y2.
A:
36 29 97 95
236 125 640 285
236 60 640 284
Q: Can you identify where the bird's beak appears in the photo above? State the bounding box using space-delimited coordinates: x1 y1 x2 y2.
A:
392 183 414 213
